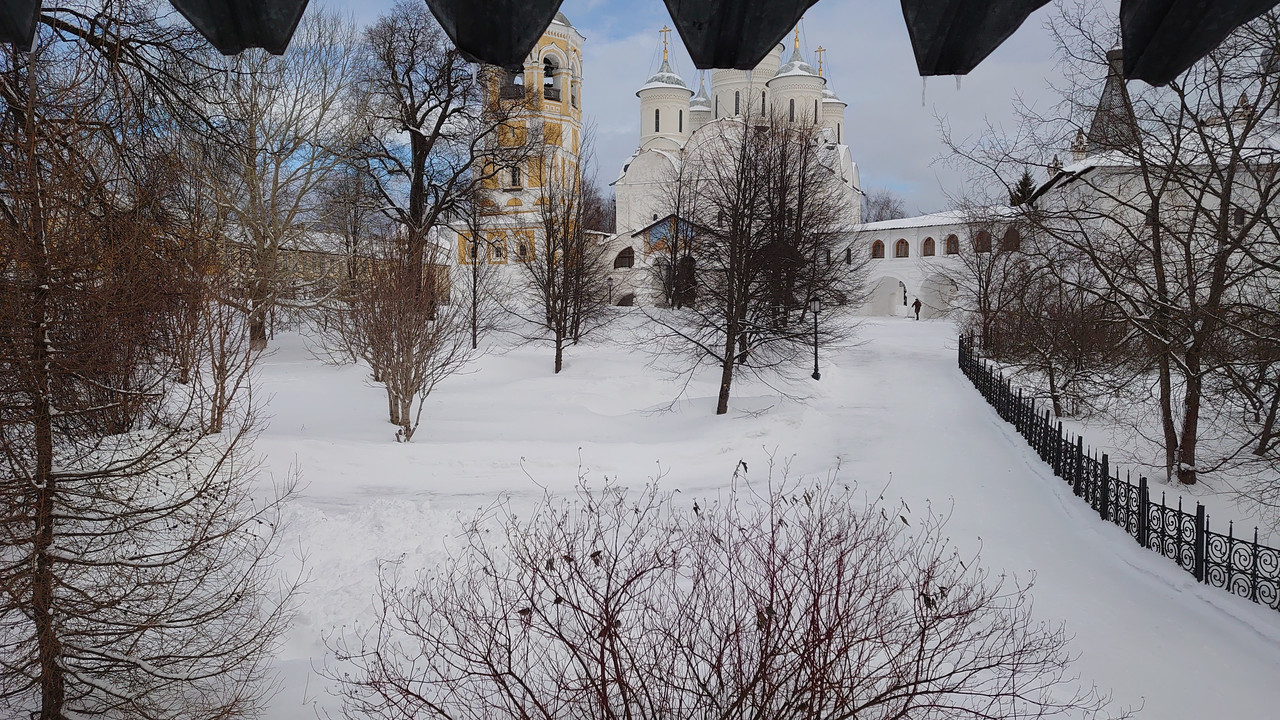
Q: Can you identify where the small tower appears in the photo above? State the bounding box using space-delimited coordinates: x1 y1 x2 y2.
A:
689 73 712 132
637 26 693 151
1086 46 1137 154
767 29 826 126
711 42 782 120
816 48 847 144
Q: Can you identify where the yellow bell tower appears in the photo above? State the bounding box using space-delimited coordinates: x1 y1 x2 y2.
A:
460 12 585 266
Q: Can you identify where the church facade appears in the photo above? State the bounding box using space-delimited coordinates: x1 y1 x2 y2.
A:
604 30 864 307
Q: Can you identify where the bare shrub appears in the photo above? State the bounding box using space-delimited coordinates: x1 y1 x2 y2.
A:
327 474 1123 720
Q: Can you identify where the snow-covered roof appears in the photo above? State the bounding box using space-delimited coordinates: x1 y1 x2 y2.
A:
637 58 690 94
822 86 845 105
854 207 1015 232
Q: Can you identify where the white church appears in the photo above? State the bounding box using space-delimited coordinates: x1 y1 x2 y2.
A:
603 30 864 307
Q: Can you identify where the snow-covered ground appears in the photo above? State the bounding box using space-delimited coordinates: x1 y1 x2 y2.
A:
255 316 1280 719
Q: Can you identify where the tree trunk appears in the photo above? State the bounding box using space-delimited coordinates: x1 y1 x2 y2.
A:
1156 350 1179 483
1047 365 1064 418
1176 353 1202 485
23 64 65 716
32 241 63 720
249 310 268 351
387 388 400 426
717 322 738 415
1256 373 1280 456
470 262 479 350
554 330 564 374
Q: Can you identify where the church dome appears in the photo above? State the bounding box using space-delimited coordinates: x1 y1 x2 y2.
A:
690 75 711 110
552 11 572 27
638 58 689 93
775 47 819 78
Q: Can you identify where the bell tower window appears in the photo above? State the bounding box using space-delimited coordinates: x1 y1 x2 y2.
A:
655 108 660 132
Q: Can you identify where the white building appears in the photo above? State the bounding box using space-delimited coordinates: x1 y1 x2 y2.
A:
605 29 863 306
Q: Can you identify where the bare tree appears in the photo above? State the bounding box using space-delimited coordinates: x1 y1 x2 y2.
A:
326 473 1124 720
647 113 864 415
946 5 1280 486
330 234 477 441
353 0 536 286
516 132 613 373
647 158 706 309
861 186 909 222
210 6 359 350
0 15 295 717
458 189 512 350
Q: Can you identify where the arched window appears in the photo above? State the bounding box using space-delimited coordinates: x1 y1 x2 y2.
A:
679 109 683 132
516 237 531 261
894 239 910 258
814 99 818 123
761 91 766 115
488 234 507 262
1000 227 1021 251
654 108 660 132
616 293 636 307
871 240 885 259
836 123 841 143
509 165 521 188
973 230 992 253
734 90 740 115
613 247 635 269
844 246 852 264
543 57 560 101
945 234 959 254
714 96 719 118
789 98 795 122
922 237 935 256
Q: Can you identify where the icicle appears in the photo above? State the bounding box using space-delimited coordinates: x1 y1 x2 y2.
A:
955 75 962 91
921 76 927 107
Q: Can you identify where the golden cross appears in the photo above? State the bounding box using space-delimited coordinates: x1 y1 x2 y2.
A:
816 46 826 76
660 25 671 61
794 26 801 51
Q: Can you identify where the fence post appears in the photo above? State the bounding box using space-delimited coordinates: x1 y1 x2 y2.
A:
1100 454 1110 521
1194 504 1206 583
1074 435 1084 496
1055 422 1064 476
1137 477 1148 547
1251 527 1260 603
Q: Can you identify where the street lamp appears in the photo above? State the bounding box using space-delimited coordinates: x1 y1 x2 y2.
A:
607 277 614 305
809 296 820 381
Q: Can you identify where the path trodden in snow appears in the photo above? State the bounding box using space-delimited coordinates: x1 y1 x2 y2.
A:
258 317 1280 720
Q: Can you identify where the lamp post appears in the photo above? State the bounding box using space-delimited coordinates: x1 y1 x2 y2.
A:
809 296 820 381
607 277 614 305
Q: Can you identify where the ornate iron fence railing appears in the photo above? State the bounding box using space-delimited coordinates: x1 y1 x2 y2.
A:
958 335 1280 613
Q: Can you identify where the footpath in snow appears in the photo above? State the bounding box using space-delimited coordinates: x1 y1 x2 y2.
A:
255 316 1280 719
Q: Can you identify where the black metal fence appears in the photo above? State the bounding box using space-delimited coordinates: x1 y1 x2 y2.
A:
958 335 1280 612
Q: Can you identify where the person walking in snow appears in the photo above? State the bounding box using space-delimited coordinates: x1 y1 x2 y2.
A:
911 297 922 320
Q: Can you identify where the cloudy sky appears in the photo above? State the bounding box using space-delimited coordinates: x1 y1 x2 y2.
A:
337 0 1083 215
